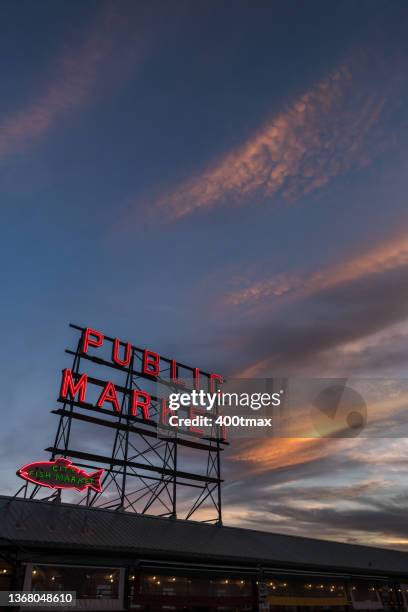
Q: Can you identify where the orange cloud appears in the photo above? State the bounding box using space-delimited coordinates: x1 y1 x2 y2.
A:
230 386 408 474
231 437 343 472
0 7 133 158
226 233 408 307
153 52 387 218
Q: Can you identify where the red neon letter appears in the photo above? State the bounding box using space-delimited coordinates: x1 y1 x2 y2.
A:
171 360 185 386
160 398 172 425
131 390 151 420
210 373 224 393
112 338 132 367
97 381 120 412
189 407 204 435
194 367 200 390
82 328 104 354
143 350 160 377
60 369 88 402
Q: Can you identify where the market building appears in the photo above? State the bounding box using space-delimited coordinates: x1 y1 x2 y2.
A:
0 494 407 611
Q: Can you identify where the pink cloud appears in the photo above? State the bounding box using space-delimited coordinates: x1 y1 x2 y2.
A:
151 50 391 218
0 6 141 158
225 233 408 307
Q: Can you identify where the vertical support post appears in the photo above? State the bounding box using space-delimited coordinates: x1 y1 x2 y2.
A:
51 335 82 460
120 353 134 509
216 438 222 525
172 438 177 518
22 322 225 522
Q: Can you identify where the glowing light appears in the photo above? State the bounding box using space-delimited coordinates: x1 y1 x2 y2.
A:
143 350 160 377
82 328 104 354
17 458 103 493
112 338 132 367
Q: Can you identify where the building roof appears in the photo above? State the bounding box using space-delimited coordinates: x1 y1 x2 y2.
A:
0 495 407 577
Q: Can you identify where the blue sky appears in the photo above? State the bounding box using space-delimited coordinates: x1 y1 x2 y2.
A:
2 0 408 548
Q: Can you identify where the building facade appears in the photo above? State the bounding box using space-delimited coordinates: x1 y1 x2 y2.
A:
0 496 407 611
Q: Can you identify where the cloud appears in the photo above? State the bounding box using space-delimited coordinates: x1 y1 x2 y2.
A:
222 436 408 547
227 393 408 486
226 233 408 307
209 234 408 545
229 494 408 548
231 438 331 470
151 46 398 218
0 4 147 159
231 271 408 380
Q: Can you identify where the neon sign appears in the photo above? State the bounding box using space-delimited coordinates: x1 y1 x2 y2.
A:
18 323 225 521
59 326 224 427
17 457 104 492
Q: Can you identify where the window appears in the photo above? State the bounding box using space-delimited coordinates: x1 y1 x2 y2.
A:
0 564 12 591
350 581 383 610
138 573 252 598
266 576 349 609
25 564 123 610
266 576 347 599
129 571 255 607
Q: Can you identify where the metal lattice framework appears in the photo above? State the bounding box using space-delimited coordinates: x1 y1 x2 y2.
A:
16 324 226 523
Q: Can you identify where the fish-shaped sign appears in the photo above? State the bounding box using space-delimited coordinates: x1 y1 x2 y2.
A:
17 457 104 492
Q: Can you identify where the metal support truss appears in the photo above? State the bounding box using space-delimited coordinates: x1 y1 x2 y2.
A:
19 324 226 523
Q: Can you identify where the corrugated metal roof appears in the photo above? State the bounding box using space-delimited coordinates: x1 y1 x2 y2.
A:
0 495 407 576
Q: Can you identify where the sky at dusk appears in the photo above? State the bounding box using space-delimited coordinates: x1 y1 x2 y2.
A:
2 0 408 550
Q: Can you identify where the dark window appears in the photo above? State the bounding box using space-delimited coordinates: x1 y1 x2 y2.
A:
351 581 381 603
31 565 120 600
132 572 252 600
265 576 347 599
0 565 12 591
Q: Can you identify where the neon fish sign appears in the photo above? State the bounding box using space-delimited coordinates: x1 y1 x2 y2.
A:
17 457 104 492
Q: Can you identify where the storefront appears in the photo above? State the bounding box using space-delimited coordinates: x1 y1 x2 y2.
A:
1 495 407 611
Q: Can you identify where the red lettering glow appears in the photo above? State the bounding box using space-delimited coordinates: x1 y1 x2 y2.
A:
131 390 151 419
82 328 104 354
160 398 172 425
60 369 88 402
170 359 185 386
112 338 132 367
209 373 224 393
97 381 120 412
143 350 160 377
189 407 205 435
60 326 225 437
194 368 200 390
